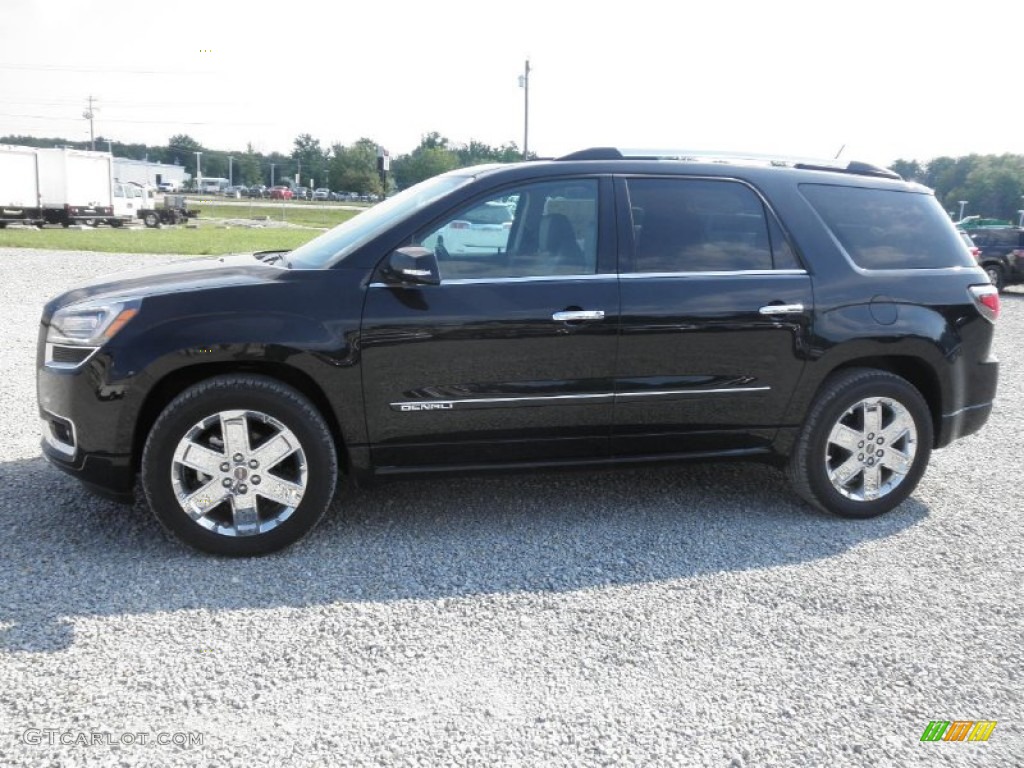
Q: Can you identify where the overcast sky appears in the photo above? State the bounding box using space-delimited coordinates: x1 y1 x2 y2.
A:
1 0 1019 166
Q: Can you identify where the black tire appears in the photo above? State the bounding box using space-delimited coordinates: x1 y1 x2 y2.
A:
141 375 338 556
983 263 1005 292
110 219 124 228
143 212 159 228
786 368 933 519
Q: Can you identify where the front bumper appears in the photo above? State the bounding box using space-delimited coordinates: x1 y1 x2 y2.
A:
38 353 139 498
39 427 135 501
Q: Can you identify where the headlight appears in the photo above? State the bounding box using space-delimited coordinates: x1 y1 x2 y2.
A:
45 298 142 369
47 298 141 347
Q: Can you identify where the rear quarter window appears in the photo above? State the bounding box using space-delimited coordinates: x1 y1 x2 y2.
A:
800 184 974 269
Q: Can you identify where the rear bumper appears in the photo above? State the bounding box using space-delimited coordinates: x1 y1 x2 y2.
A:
936 358 998 448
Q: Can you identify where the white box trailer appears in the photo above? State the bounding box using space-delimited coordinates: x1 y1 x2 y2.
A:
36 147 114 226
0 144 43 227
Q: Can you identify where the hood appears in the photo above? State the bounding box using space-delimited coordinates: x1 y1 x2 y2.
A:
45 254 288 313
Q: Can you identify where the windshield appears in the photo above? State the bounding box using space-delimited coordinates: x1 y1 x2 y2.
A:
286 173 474 269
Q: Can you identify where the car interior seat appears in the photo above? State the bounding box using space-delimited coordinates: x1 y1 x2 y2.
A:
539 213 586 273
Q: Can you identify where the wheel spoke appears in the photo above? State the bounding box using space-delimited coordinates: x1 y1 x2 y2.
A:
183 478 231 520
230 494 260 536
829 455 862 488
863 401 883 437
881 412 914 446
829 424 863 451
861 464 882 500
256 475 306 508
220 412 250 457
175 441 225 476
880 448 911 476
251 432 298 469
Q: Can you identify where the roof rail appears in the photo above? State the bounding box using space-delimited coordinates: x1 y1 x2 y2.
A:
555 147 902 180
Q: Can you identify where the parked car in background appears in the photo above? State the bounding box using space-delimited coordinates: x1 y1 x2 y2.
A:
248 185 268 199
157 181 178 193
268 186 293 200
292 186 312 201
35 147 998 555
965 227 1024 291
958 230 980 259
421 200 515 256
313 188 331 201
224 185 248 199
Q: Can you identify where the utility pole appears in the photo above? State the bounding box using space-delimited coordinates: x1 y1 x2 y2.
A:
271 163 276 187
228 156 233 186
194 151 203 191
83 95 97 151
958 200 968 221
518 59 531 160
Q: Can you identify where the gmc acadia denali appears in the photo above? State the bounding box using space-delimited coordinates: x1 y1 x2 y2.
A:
37 149 1000 555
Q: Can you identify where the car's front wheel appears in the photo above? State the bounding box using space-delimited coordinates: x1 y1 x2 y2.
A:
142 375 338 555
787 368 933 519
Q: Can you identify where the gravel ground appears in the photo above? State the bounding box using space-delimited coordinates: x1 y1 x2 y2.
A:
0 247 1021 767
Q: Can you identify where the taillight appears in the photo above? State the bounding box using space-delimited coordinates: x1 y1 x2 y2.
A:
968 284 999 323
971 247 981 260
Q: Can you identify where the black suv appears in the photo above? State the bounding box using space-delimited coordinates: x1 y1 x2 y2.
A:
37 149 1000 555
963 227 1024 291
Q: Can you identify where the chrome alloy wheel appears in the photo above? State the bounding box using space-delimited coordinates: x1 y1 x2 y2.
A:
170 409 308 537
824 396 917 502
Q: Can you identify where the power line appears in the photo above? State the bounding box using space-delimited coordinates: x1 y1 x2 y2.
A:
0 112 270 126
0 63 212 75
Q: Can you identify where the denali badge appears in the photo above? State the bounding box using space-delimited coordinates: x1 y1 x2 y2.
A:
399 402 454 412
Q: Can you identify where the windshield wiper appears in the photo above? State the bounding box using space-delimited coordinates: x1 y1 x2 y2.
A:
253 250 290 267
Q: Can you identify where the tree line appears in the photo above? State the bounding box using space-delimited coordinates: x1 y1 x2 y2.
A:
0 131 526 195
890 154 1024 222
4 129 1022 219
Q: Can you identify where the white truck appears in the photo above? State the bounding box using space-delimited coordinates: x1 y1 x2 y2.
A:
1 145 197 228
0 144 43 227
36 147 115 226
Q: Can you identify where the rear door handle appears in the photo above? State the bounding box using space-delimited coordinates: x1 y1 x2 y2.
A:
552 310 605 322
758 304 805 316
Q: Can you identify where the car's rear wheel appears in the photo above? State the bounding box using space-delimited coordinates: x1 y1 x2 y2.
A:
787 368 933 519
143 212 159 228
983 263 1005 292
142 375 338 555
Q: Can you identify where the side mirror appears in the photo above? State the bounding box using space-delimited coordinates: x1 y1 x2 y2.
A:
384 247 440 286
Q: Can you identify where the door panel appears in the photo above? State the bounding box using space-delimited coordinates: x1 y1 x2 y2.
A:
360 177 619 468
614 273 812 455
361 279 618 466
612 176 812 456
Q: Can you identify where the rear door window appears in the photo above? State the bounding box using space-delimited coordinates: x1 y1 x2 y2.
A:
623 178 785 272
800 184 974 269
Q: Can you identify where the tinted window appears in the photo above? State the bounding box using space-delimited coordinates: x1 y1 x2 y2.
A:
971 229 1022 248
418 180 599 279
626 179 774 272
801 184 974 269
461 203 513 225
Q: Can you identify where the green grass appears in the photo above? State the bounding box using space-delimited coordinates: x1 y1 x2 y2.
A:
196 202 359 229
0 223 323 255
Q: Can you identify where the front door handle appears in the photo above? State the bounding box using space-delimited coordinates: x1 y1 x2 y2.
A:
758 304 805 316
552 310 605 322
